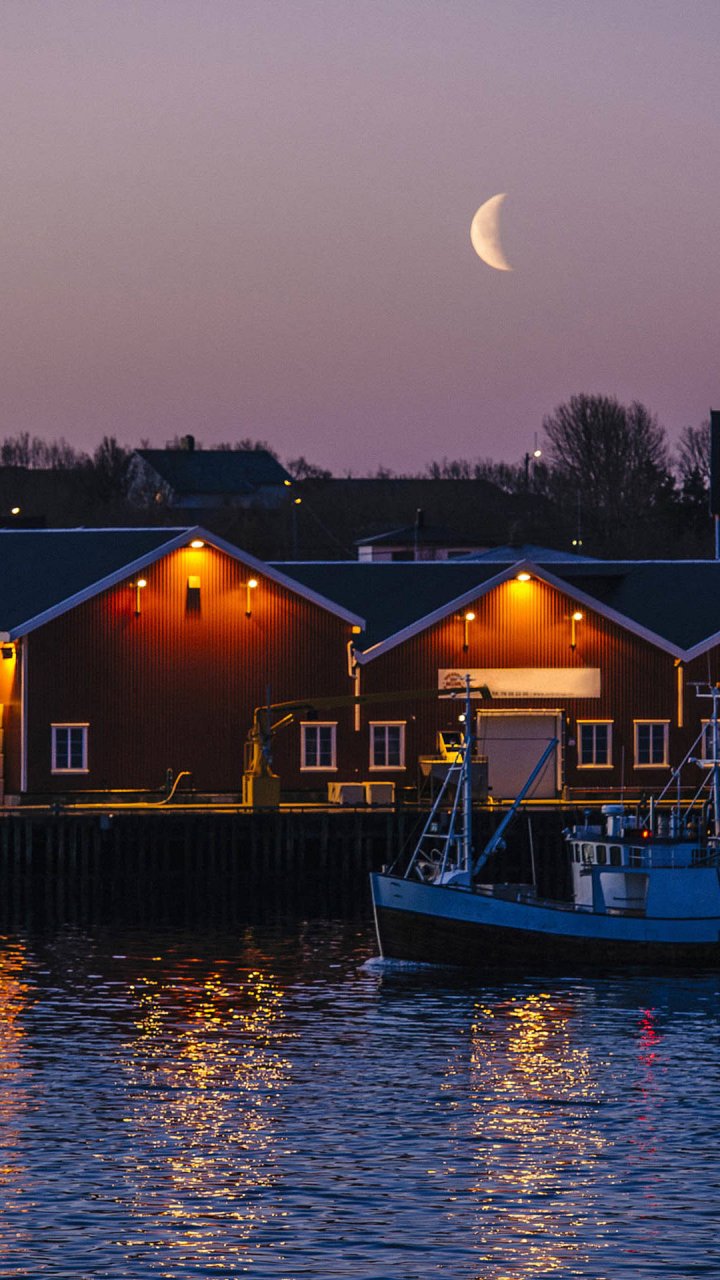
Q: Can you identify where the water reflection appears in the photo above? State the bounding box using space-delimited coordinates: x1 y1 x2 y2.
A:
120 952 293 1269
460 989 605 1276
0 941 32 1264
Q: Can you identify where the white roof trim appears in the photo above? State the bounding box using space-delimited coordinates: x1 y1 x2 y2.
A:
7 526 365 639
7 529 197 639
355 559 685 664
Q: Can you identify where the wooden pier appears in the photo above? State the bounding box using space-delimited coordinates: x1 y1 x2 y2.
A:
0 805 571 927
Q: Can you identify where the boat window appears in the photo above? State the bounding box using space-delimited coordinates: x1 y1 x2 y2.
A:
582 843 594 863
609 845 622 866
596 845 607 864
629 847 643 867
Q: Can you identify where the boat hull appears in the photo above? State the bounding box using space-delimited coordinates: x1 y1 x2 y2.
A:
371 874 720 969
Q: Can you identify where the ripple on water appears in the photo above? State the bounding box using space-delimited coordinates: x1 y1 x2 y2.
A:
0 923 718 1277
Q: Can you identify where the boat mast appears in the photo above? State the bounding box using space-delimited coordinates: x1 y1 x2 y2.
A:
462 675 474 873
707 680 712 839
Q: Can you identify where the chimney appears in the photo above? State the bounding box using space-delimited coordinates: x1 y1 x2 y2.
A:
181 434 195 452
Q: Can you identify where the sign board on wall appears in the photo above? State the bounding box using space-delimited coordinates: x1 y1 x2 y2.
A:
438 668 601 699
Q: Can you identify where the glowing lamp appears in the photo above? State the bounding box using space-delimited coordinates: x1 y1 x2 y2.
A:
245 577 258 617
132 579 147 615
351 625 362 635
10 507 20 516
293 497 302 506
283 479 292 487
462 610 476 650
190 539 205 549
570 610 583 649
516 572 531 582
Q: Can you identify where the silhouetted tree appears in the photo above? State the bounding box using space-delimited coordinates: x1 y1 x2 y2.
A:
85 436 133 503
286 455 333 480
542 394 673 554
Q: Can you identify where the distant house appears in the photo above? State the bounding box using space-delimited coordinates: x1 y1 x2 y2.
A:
133 437 294 510
355 510 490 561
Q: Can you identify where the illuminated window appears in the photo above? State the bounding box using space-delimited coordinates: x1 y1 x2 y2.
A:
51 724 88 773
634 721 669 768
369 722 406 770
577 721 612 768
300 722 337 771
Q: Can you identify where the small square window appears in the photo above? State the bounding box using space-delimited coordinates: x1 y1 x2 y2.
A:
369 722 406 770
300 722 337 771
51 724 89 773
634 721 669 768
577 721 612 768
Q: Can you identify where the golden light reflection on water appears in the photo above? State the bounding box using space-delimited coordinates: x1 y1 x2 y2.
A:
451 991 606 1276
0 943 31 1219
119 957 293 1268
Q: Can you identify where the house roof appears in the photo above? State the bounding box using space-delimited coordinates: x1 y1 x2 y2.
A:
136 449 293 495
459 543 599 563
272 558 720 660
355 522 487 549
0 528 363 639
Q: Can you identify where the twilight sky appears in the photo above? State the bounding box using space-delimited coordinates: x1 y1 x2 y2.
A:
1 1 719 474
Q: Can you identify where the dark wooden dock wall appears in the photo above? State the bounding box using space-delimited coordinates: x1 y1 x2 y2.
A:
0 809 569 927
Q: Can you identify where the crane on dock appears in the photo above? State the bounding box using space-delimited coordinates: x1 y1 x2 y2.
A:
242 684 491 808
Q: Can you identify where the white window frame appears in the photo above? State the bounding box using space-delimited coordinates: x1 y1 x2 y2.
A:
634 720 669 769
577 720 613 769
300 721 337 772
51 723 89 774
369 721 406 771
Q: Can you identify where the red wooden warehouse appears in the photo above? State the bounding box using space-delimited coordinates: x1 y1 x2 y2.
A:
0 528 362 803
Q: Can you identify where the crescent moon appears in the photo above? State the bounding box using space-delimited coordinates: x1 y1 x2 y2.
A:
470 193 513 271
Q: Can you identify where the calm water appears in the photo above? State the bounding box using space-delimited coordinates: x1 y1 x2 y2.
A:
0 910 719 1278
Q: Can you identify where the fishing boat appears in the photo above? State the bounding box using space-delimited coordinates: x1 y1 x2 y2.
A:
370 680 720 968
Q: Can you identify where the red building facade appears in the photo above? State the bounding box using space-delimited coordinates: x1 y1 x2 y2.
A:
0 530 361 801
3 536 720 805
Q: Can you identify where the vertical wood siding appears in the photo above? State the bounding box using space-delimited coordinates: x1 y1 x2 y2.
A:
343 578 720 796
18 560 720 800
25 545 355 794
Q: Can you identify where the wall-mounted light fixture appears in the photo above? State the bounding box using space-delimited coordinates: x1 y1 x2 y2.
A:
190 539 205 549
293 496 302 506
463 610 475 651
10 507 20 517
283 479 292 487
245 577 258 617
131 579 147 615
570 610 583 649
516 571 531 583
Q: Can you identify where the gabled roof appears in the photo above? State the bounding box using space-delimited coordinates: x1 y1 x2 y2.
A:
273 557 720 661
0 528 363 639
135 449 293 495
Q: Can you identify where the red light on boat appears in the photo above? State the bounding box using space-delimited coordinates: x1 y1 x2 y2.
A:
641 829 651 839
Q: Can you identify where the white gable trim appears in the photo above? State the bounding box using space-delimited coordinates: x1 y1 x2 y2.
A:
7 526 365 639
354 559 684 664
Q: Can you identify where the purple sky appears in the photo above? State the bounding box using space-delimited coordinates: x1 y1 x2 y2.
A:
2 1 719 474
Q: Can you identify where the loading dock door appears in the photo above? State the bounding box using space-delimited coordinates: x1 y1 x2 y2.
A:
476 712 561 800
